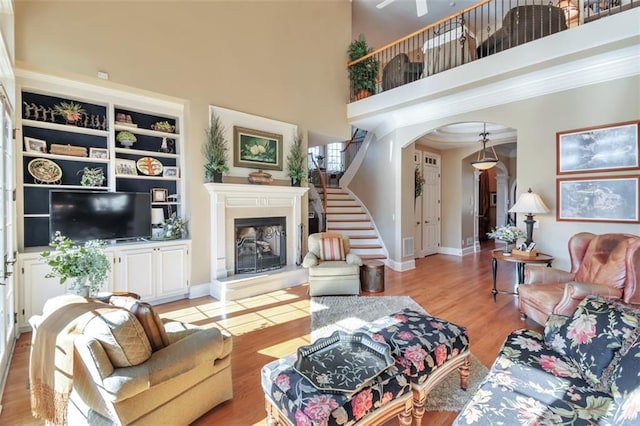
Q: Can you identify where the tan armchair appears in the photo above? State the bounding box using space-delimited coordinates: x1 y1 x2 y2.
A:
303 232 363 296
30 295 232 425
518 232 640 325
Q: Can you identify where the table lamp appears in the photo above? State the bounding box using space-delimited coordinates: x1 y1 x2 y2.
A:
508 188 549 246
151 208 165 239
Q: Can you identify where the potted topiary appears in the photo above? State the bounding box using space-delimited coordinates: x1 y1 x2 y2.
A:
41 231 111 296
348 34 380 100
203 111 229 183
54 101 85 124
286 131 306 186
116 130 137 148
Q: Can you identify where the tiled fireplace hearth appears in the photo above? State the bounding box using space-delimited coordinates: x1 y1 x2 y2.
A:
205 183 309 301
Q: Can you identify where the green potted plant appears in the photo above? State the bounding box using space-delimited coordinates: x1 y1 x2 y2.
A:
116 130 137 148
348 34 380 100
41 231 111 296
78 167 105 187
286 131 306 186
203 111 229 183
54 101 85 124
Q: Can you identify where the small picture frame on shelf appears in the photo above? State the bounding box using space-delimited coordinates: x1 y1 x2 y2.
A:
24 137 47 153
89 147 109 159
163 166 179 178
114 158 137 176
151 188 168 203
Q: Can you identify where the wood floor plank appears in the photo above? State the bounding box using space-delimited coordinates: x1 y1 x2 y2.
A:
0 244 542 425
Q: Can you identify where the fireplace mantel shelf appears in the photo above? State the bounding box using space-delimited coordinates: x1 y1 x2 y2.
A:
205 182 309 301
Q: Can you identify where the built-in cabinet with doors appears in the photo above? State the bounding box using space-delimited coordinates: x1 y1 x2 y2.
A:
15 69 190 330
414 150 441 257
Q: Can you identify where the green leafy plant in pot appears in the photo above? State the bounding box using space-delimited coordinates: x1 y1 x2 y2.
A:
348 34 380 100
41 232 111 296
203 111 229 183
286 131 306 186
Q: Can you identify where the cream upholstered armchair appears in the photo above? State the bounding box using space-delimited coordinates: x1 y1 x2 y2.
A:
519 232 640 325
303 232 363 296
29 294 232 425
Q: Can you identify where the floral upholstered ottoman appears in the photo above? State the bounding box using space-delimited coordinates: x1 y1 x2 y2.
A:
261 353 413 425
358 309 470 424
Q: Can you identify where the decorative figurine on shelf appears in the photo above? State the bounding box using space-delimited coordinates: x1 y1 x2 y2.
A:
159 137 174 153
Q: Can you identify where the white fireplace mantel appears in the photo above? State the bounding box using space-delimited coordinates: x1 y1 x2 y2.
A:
205 183 309 300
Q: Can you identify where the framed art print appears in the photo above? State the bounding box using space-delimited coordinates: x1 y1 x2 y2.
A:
556 121 639 174
233 126 283 171
557 176 639 223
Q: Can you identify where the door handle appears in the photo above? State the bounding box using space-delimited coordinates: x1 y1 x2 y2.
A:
3 256 16 279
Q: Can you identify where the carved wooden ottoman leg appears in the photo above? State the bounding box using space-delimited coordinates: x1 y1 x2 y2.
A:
397 395 414 426
412 388 426 426
459 354 471 390
264 398 280 426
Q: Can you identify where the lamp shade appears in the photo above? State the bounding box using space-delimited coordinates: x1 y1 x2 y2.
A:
509 188 549 214
471 123 498 170
151 208 165 225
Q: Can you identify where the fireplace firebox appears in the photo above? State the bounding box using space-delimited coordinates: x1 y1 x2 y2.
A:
235 217 286 274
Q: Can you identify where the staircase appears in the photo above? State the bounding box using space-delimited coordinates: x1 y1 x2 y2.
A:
324 187 387 262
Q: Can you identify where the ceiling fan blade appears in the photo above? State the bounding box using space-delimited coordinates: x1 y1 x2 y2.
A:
376 0 395 9
416 0 428 17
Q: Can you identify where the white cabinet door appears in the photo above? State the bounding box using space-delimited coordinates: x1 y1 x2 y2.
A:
20 253 115 328
115 247 155 300
156 244 189 297
21 257 66 328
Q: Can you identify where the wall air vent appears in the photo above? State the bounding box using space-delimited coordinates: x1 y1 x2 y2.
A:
402 237 414 257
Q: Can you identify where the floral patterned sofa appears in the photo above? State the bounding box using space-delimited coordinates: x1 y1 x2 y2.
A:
454 296 640 425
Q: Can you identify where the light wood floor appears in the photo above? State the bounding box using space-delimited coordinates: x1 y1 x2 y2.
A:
1 243 543 425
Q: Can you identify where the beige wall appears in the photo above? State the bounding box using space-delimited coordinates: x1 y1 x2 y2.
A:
402 75 640 270
15 1 352 286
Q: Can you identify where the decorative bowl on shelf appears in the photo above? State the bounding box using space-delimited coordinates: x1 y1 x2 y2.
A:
151 121 175 133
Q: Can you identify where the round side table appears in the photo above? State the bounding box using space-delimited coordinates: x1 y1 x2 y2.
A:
361 260 385 293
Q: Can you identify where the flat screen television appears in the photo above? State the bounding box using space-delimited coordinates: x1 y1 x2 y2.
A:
49 191 152 242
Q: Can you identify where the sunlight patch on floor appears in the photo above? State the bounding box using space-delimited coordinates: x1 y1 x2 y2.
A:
258 335 311 359
158 288 310 336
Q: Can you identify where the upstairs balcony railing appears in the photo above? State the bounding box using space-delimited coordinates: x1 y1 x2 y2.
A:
348 0 638 102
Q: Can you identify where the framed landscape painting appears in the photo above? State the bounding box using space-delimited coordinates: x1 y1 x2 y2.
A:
556 121 640 174
557 176 640 223
233 126 283 171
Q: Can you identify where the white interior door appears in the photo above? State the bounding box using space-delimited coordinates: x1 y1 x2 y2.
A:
413 151 423 255
421 153 441 256
0 87 15 381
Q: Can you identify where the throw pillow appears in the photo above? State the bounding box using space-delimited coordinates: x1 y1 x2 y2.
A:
82 308 152 367
110 296 170 352
608 333 640 424
557 296 639 389
319 236 345 261
544 314 570 355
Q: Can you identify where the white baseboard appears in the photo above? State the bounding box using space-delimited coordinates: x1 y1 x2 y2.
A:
189 283 211 299
386 259 415 272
